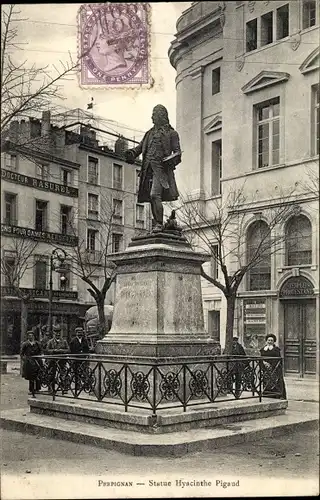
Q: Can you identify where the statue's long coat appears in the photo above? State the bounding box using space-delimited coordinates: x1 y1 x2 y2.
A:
130 128 181 203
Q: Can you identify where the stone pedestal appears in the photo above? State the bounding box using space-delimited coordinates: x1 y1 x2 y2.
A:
96 231 220 357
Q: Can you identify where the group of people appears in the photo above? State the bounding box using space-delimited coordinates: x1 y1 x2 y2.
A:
227 334 287 400
20 325 90 397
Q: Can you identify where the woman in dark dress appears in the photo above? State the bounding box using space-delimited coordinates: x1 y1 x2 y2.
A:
260 334 287 399
20 331 42 397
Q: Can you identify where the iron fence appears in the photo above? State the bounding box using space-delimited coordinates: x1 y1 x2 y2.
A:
29 354 285 414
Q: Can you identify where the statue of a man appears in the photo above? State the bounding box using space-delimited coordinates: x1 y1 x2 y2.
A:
125 104 181 232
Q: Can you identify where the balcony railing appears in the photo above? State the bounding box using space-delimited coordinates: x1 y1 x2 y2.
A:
29 355 285 412
83 249 102 264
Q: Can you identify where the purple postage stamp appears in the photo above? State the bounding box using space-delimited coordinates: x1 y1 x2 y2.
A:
78 3 151 88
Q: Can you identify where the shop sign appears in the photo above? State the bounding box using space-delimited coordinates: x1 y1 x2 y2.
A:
279 276 314 298
244 299 266 325
1 224 78 247
1 286 78 300
1 168 78 197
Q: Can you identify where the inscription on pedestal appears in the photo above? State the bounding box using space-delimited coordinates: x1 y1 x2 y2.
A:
110 273 158 334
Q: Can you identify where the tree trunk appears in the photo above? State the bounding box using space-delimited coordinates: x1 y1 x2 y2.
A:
21 299 29 343
96 295 106 337
224 294 236 354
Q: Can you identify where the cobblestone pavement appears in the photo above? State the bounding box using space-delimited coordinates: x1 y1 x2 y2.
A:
1 373 319 499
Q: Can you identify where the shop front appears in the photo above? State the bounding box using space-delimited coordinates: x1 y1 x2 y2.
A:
1 298 90 354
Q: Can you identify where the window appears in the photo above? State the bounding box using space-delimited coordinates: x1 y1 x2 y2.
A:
208 311 220 341
112 233 123 253
113 199 123 224
113 163 123 190
212 67 221 95
87 193 99 219
3 254 16 286
312 84 319 155
88 156 99 184
276 4 289 40
286 215 312 266
34 259 47 289
35 200 48 231
210 245 219 279
60 205 72 235
261 11 273 46
302 0 316 29
61 168 71 186
211 140 222 195
36 164 49 179
4 193 17 225
246 18 257 52
87 229 97 252
5 153 17 171
256 98 280 168
136 204 145 225
246 221 271 291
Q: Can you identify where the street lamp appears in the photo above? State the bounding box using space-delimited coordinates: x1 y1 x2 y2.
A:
48 248 67 334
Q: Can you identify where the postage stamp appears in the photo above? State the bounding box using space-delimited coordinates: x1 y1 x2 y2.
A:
78 3 151 88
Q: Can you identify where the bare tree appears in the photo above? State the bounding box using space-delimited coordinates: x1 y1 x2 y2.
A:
1 4 95 139
1 236 39 339
56 194 128 337
175 184 299 353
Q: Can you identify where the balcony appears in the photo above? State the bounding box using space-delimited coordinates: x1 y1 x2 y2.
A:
1 223 78 247
1 286 78 300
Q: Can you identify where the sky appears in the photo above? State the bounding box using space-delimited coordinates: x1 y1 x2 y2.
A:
15 2 191 137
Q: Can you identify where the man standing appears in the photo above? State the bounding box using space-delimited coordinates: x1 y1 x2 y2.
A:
46 325 69 394
69 327 90 354
125 104 182 232
228 337 248 398
69 327 90 393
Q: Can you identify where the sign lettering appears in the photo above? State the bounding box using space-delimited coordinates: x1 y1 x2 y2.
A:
1 224 78 247
279 277 314 297
1 286 78 300
1 168 78 197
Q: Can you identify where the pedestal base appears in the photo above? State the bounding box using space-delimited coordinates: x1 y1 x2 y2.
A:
96 338 220 357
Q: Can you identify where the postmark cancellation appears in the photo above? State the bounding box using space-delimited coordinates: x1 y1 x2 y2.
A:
78 3 151 88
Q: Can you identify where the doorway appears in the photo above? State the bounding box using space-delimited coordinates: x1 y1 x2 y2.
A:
283 300 316 377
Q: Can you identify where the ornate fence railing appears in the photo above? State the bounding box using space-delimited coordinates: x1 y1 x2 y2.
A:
28 354 285 413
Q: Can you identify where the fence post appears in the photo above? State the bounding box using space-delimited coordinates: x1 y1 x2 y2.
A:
258 358 263 402
183 364 187 412
52 359 56 401
98 361 102 401
124 364 128 412
152 365 157 416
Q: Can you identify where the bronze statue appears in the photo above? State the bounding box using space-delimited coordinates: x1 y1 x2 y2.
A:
125 104 181 232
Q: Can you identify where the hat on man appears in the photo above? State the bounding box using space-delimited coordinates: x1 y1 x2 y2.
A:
232 336 239 341
53 324 61 332
75 327 84 334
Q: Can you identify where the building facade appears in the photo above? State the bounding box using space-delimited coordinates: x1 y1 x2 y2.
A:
1 111 151 353
169 1 319 377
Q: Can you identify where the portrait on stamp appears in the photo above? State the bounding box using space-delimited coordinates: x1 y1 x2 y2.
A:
78 3 151 87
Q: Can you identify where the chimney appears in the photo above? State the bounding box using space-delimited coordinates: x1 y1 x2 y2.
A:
41 111 51 137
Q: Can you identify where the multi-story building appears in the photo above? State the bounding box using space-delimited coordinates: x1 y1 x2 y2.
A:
1 111 151 354
169 1 319 378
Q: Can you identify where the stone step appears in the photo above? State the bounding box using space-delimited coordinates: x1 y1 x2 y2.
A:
1 406 317 457
27 396 288 433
